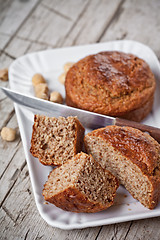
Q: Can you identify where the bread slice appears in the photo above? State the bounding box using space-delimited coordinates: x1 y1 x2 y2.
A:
84 126 160 209
42 152 119 213
30 115 85 166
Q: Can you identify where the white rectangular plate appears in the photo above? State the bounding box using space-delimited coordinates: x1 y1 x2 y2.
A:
9 40 160 230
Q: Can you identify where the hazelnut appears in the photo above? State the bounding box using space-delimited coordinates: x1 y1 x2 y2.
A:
32 73 46 86
1 127 16 141
34 83 49 100
0 68 8 81
50 91 63 104
58 72 66 85
63 62 74 73
36 92 48 100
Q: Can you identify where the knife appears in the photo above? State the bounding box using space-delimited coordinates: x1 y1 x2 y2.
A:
1 86 160 143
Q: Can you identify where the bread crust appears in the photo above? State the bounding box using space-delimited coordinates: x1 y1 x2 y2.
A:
43 185 113 213
84 126 160 209
43 152 119 213
65 51 156 122
74 118 85 154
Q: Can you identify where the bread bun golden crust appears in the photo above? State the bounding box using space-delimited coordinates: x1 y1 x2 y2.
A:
65 51 156 121
84 126 160 209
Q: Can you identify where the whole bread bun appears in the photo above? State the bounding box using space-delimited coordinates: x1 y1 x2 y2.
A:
84 125 160 209
65 51 156 122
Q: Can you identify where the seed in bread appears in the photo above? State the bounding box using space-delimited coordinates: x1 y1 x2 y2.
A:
30 115 85 166
65 51 156 122
84 126 160 209
42 152 119 213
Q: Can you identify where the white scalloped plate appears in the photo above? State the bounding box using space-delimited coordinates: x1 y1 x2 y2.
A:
9 40 160 230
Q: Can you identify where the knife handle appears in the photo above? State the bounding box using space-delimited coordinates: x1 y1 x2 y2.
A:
115 117 160 143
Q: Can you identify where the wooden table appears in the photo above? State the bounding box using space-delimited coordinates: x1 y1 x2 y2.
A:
0 0 160 239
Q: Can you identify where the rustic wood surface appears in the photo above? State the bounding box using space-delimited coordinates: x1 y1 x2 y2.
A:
0 0 160 239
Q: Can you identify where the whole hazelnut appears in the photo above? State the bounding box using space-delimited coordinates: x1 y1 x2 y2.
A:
63 62 74 73
1 127 16 142
58 72 66 85
32 73 46 86
50 91 63 104
0 68 8 81
34 83 49 100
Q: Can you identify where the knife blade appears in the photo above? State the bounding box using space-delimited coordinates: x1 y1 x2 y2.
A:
0 86 114 129
1 86 160 143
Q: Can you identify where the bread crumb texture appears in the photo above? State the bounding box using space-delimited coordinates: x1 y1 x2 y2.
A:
84 125 160 209
30 115 84 166
43 152 119 213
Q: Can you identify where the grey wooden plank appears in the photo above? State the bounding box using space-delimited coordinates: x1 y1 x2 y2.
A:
17 0 90 47
1 164 34 224
26 41 51 54
0 208 15 238
124 218 160 240
0 33 10 50
0 97 15 130
0 113 21 177
0 53 14 69
16 0 123 48
42 0 88 21
0 0 41 50
96 222 132 240
0 141 25 206
96 217 160 240
5 36 51 58
62 0 122 46
4 37 31 59
100 0 160 58
0 81 9 101
3 0 122 57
